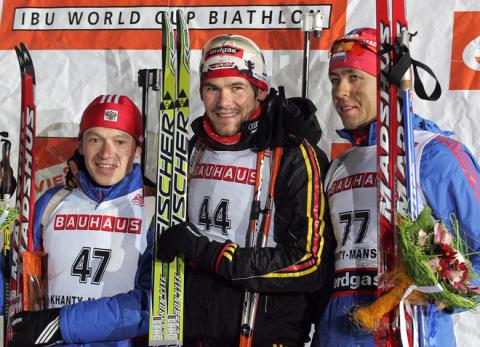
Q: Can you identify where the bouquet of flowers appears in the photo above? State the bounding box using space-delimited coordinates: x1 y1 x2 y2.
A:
399 205 480 309
352 205 479 331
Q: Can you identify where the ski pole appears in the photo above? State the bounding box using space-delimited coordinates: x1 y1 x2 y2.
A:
239 149 266 347
137 68 161 185
398 28 427 347
1 138 16 262
240 148 284 347
239 87 287 347
1 136 16 347
300 12 323 98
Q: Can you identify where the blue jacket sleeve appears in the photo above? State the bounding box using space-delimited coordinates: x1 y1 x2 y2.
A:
59 225 153 343
419 135 480 287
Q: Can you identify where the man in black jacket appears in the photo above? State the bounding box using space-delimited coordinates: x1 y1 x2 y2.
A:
157 34 334 347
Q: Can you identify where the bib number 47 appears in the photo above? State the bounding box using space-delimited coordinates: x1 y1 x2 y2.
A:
71 247 112 284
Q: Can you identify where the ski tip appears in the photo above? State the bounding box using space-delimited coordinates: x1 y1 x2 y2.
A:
176 9 189 29
176 8 187 26
162 11 170 28
14 42 36 84
1 138 11 147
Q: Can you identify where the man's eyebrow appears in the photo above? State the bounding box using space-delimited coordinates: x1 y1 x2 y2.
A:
84 131 101 138
329 69 359 77
203 81 217 87
113 134 130 140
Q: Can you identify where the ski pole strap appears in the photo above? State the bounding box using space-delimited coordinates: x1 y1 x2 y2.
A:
399 284 443 347
411 59 442 101
383 41 442 101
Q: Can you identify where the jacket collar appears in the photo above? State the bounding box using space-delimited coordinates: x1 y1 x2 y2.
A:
336 114 453 146
77 163 143 204
191 106 263 151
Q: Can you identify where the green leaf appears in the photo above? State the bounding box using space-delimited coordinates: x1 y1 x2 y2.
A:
416 205 434 230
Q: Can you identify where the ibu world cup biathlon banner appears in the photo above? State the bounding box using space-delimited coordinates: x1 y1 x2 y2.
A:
0 0 479 345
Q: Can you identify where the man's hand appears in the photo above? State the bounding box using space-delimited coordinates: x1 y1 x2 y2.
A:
254 90 322 151
10 308 63 347
287 97 322 145
156 222 204 263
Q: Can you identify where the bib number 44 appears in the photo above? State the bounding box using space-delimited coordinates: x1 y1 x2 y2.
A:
198 196 232 235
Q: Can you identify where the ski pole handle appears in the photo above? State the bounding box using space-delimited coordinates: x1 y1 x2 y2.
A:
137 69 161 177
2 140 16 198
313 12 323 38
300 12 323 98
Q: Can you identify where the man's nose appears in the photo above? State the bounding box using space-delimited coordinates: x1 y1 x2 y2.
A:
333 78 350 98
98 141 113 158
216 89 233 108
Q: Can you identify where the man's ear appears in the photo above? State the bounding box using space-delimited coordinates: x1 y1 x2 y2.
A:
257 89 268 102
135 145 142 159
78 140 83 155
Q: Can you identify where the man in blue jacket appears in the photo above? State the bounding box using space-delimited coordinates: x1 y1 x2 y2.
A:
313 28 480 347
10 94 153 346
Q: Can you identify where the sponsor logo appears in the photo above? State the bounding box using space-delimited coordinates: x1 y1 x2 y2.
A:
132 194 144 206
208 61 236 70
207 46 242 60
332 268 378 296
449 11 480 90
191 163 256 185
53 214 142 234
327 172 376 196
463 36 480 71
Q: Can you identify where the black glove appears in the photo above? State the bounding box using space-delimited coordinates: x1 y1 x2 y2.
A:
156 222 225 270
157 222 205 262
287 97 322 145
10 308 63 347
255 89 322 151
254 91 287 151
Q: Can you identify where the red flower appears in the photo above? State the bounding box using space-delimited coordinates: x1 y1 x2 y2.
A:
438 243 457 259
438 253 470 289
